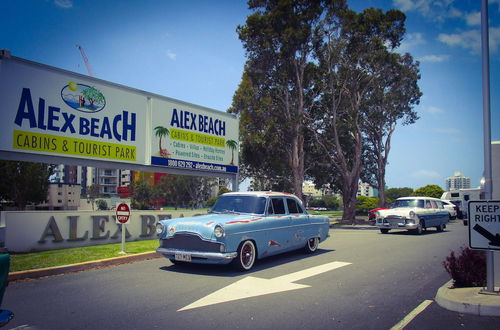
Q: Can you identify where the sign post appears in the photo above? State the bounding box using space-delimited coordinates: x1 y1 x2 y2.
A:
116 203 131 254
468 200 500 293
469 201 500 250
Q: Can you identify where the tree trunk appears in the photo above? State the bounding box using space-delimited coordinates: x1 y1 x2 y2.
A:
290 132 304 201
342 186 357 222
377 165 386 208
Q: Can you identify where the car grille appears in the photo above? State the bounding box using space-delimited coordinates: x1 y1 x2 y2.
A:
159 234 222 253
385 216 406 225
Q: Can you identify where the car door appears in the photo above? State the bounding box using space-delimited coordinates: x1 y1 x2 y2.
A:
428 200 439 227
285 197 310 248
264 197 293 255
420 199 434 227
435 200 449 225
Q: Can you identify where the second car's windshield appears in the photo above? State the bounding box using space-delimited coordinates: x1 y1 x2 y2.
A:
211 195 267 214
393 199 424 208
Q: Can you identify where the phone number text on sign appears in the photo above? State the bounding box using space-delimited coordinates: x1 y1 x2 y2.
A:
160 157 236 173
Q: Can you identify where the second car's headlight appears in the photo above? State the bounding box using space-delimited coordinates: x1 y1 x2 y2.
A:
156 222 165 235
214 225 225 238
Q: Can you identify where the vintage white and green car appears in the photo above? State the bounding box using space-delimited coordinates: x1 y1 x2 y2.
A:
156 192 330 271
375 196 449 234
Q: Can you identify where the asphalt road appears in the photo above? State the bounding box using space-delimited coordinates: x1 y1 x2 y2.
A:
3 221 500 329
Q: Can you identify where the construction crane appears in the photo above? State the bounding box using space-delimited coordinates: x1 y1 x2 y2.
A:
76 44 94 77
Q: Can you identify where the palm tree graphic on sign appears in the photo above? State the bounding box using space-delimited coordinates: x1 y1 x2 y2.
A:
154 126 170 157
226 139 238 165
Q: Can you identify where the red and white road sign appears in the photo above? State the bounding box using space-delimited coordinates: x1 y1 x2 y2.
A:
116 203 131 224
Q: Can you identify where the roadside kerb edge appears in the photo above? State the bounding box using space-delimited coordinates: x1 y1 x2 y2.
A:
435 280 500 316
8 251 162 282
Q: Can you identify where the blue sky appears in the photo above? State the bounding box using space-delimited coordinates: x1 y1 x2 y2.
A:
1 0 499 191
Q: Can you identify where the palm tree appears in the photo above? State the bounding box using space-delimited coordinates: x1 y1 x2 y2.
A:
226 139 238 165
154 126 170 157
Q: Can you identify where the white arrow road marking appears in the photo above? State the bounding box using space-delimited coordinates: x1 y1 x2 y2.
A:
178 261 351 311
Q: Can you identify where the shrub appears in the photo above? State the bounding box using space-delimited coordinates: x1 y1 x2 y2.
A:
443 246 486 288
205 196 217 207
96 199 108 210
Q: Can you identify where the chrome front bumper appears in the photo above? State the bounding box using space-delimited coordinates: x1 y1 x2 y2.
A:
376 217 418 229
156 248 238 260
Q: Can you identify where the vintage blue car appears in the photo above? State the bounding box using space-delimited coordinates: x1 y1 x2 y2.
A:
156 192 330 271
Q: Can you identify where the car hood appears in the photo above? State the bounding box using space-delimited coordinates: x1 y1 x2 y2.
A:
158 213 265 240
377 207 415 217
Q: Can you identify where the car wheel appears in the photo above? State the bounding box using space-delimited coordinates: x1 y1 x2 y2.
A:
232 240 256 271
412 222 423 235
436 223 444 232
380 229 389 234
305 237 319 253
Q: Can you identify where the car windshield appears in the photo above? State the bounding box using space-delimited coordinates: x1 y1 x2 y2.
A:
393 199 424 208
211 195 267 214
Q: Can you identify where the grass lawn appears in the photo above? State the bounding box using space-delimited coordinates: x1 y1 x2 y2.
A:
10 239 158 273
9 210 349 273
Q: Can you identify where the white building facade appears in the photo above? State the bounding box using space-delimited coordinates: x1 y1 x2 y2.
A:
446 171 471 191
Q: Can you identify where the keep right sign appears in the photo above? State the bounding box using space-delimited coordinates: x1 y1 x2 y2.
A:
468 200 500 250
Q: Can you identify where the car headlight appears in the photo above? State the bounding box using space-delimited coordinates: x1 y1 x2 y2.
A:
407 211 418 224
156 222 165 235
214 225 225 238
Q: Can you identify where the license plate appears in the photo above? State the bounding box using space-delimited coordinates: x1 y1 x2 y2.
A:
175 253 191 262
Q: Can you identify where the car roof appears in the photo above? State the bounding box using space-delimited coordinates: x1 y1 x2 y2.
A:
396 196 442 201
221 191 299 199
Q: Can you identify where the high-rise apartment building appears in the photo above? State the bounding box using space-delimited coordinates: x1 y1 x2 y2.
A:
445 171 471 191
52 165 132 197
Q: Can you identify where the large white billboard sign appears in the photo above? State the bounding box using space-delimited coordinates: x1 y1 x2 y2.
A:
0 53 238 175
151 99 239 173
0 58 147 164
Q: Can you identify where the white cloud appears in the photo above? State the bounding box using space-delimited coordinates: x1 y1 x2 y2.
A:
398 32 425 53
490 27 500 51
438 30 481 53
165 50 177 60
393 0 417 12
411 169 440 179
439 27 500 54
54 0 73 8
426 106 445 114
393 0 461 22
418 54 450 62
466 12 481 26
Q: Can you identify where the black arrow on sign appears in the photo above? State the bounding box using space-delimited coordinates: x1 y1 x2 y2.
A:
473 224 500 247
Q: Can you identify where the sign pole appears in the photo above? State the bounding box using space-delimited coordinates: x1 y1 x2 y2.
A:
116 202 131 255
121 224 126 254
481 0 495 293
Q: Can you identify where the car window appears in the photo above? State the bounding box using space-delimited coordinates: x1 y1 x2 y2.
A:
437 201 444 209
393 199 425 208
286 198 303 214
269 198 286 215
425 200 432 209
430 200 437 208
267 201 274 214
212 196 267 214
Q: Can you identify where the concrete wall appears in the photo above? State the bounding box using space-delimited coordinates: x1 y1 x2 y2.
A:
2 209 205 253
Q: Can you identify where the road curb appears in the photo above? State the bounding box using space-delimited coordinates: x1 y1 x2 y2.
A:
329 225 377 230
435 280 500 316
8 251 162 282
